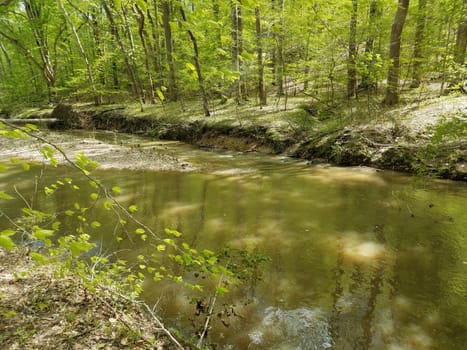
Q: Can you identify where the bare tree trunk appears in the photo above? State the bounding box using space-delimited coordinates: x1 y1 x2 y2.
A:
135 4 156 104
410 0 427 88
360 0 380 92
146 0 163 87
162 0 177 101
101 0 141 99
454 0 467 66
231 0 243 103
120 4 144 103
255 6 266 106
23 0 57 102
180 7 210 117
383 0 410 105
275 0 285 97
57 0 100 105
347 0 358 98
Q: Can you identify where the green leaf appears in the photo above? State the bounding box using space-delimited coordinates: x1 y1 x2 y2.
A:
156 89 165 101
90 193 99 200
91 221 101 228
185 62 196 71
69 240 94 257
25 123 38 131
0 235 15 250
0 191 13 200
104 201 114 210
216 286 228 296
164 228 182 237
128 205 138 213
32 227 54 240
1 229 16 236
135 228 145 234
156 244 166 251
30 252 49 265
111 186 122 195
65 210 74 216
52 221 61 230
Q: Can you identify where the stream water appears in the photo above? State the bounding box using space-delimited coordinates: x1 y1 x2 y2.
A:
1 132 467 349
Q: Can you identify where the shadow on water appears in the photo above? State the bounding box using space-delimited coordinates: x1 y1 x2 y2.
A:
2 132 467 349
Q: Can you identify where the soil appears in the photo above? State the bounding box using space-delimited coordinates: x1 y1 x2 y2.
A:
0 131 193 172
0 249 188 350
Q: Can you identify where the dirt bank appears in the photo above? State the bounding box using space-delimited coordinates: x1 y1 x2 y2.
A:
7 95 467 180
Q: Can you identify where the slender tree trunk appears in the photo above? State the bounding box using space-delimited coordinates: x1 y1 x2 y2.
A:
101 0 141 99
231 0 243 102
0 41 10 76
120 4 144 102
383 0 410 105
147 0 163 87
454 0 467 66
23 0 57 102
57 0 100 105
275 0 285 97
347 0 358 98
162 0 177 101
255 6 266 106
180 7 210 116
410 0 427 88
361 0 379 91
135 4 156 103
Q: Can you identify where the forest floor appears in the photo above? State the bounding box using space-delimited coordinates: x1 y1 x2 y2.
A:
0 249 191 350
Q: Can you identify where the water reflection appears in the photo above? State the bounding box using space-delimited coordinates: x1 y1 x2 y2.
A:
1 136 467 349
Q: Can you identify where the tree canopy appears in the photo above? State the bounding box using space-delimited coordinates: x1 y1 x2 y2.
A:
0 0 465 109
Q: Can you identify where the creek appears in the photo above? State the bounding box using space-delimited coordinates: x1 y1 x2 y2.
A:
1 132 467 349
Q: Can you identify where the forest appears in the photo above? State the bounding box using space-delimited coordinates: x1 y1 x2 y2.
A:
0 0 466 113
1 1 467 349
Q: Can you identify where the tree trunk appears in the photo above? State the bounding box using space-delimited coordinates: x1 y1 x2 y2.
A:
454 0 467 66
231 0 243 102
410 0 427 88
101 0 141 99
57 0 100 105
23 0 57 102
275 0 285 97
360 0 380 91
147 0 163 88
255 6 266 106
135 4 156 104
162 0 177 101
383 0 410 105
347 0 358 98
180 7 210 117
120 4 144 102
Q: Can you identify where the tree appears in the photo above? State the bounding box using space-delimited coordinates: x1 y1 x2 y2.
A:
410 0 427 88
347 0 358 98
384 0 410 105
231 0 243 102
180 5 210 116
454 0 467 66
255 5 267 106
162 0 177 101
57 0 100 104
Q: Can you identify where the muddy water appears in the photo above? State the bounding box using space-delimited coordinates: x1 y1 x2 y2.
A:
2 133 467 349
